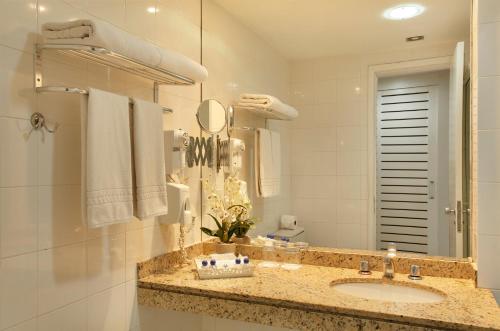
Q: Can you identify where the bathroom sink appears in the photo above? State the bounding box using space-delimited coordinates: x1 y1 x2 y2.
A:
331 281 445 303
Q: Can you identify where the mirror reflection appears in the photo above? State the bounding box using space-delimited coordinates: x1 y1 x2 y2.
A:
197 99 227 134
201 0 471 259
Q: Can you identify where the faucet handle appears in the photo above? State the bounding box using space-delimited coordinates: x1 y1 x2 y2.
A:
408 264 422 280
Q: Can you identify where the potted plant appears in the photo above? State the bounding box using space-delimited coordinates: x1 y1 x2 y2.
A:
201 214 237 253
230 206 257 245
201 176 259 251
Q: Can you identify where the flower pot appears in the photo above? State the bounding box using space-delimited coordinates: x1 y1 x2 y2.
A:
214 242 236 254
232 236 251 245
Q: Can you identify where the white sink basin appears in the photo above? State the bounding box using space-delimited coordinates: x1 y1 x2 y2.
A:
332 281 445 303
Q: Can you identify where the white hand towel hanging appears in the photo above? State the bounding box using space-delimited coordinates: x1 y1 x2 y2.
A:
132 98 168 219
81 88 134 228
255 128 281 198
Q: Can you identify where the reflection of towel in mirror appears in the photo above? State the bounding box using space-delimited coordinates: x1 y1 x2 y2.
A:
238 94 298 120
255 128 281 198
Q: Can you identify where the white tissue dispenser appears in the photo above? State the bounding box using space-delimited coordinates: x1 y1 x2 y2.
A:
164 129 189 174
160 183 191 224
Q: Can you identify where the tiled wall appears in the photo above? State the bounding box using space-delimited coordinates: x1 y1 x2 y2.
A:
0 1 203 330
201 0 291 237
476 0 500 302
289 43 458 249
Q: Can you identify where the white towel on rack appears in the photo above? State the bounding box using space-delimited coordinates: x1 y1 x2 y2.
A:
255 128 281 198
238 94 298 120
42 19 208 83
81 88 134 228
132 98 168 219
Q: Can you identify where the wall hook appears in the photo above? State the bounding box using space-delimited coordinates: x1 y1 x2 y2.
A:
30 112 59 133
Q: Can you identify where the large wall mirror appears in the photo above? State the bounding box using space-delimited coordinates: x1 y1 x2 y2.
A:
200 0 472 259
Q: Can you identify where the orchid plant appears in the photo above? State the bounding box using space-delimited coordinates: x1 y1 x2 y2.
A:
201 176 258 243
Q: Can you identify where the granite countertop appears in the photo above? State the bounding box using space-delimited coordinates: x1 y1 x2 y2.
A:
138 260 500 331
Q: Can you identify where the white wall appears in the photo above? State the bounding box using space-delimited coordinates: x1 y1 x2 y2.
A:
0 1 203 330
378 70 451 256
289 43 459 249
476 0 500 303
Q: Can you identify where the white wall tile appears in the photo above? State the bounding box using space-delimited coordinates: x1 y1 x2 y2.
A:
0 187 38 258
314 80 336 103
478 182 500 236
477 234 500 289
336 126 363 151
479 21 500 77
88 284 126 331
87 233 126 295
87 0 126 29
0 253 38 330
478 130 500 182
0 46 34 119
337 176 361 199
0 118 38 187
478 76 500 130
0 0 37 52
38 299 87 331
479 0 500 24
336 151 361 176
37 124 81 186
38 185 85 250
3 319 37 331
337 223 362 249
38 243 87 314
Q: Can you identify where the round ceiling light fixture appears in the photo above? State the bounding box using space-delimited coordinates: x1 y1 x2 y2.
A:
383 4 425 20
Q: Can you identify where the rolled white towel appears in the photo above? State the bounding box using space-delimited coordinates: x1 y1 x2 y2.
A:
42 19 208 83
238 94 298 120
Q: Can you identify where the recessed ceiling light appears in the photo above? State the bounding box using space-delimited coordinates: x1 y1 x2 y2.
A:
406 35 424 42
147 6 158 14
383 4 425 20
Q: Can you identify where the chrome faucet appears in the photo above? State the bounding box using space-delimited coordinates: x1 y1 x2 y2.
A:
383 243 397 279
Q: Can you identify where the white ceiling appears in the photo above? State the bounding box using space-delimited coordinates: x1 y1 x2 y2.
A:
213 0 470 60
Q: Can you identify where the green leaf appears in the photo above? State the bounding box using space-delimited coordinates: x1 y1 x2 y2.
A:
200 227 215 237
208 214 222 230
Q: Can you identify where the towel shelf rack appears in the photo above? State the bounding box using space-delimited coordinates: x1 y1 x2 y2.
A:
35 44 195 86
36 86 173 113
33 43 197 114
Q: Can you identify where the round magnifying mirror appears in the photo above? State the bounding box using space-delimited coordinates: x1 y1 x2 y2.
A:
196 99 227 134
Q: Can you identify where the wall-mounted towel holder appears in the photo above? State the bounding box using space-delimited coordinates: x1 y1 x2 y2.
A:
32 43 188 121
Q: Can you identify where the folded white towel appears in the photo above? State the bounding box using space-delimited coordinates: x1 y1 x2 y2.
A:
238 94 298 120
132 99 168 219
255 129 281 198
82 88 134 228
42 19 208 83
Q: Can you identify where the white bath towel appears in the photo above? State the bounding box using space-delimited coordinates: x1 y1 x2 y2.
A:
42 19 208 83
82 88 134 228
132 99 168 219
238 94 298 120
255 129 281 198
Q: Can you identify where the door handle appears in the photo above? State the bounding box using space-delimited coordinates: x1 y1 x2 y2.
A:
444 207 456 215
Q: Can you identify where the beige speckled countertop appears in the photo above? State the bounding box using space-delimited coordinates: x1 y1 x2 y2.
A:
138 260 500 331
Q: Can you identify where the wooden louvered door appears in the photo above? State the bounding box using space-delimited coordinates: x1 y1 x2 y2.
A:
376 86 438 255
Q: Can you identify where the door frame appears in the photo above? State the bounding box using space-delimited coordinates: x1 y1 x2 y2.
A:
367 56 452 250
